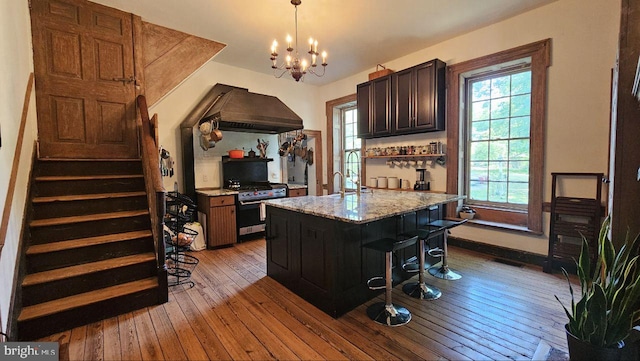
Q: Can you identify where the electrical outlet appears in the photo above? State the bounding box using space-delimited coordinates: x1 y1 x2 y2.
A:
203 174 209 183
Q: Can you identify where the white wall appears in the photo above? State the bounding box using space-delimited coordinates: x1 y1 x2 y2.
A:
316 0 620 255
0 0 38 336
148 61 319 191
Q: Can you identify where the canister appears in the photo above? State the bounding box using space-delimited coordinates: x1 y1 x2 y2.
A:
388 177 399 189
377 176 388 188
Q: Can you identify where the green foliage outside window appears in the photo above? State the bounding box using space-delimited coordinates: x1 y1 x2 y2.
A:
467 70 532 206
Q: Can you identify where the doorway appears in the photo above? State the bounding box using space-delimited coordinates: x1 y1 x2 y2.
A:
280 129 323 196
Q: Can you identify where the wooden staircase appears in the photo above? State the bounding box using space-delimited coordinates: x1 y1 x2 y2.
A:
17 158 168 341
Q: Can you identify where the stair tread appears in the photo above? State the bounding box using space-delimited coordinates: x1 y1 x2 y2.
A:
18 277 158 322
30 209 149 227
23 253 156 287
35 174 143 181
33 191 146 203
27 230 153 255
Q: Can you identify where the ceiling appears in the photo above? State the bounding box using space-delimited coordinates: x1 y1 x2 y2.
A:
94 0 557 86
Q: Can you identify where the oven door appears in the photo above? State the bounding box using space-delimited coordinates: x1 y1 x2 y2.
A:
236 200 265 236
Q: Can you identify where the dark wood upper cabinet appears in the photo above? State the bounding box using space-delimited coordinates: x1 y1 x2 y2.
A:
356 82 371 138
372 76 392 136
357 58 446 138
357 77 392 138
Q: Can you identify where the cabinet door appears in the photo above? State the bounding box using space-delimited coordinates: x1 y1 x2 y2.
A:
356 82 371 138
415 60 446 131
372 77 392 136
393 68 415 134
300 224 329 292
415 62 436 130
207 205 236 247
266 209 292 282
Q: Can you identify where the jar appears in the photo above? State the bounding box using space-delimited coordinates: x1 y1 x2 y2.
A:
388 177 399 189
377 176 388 188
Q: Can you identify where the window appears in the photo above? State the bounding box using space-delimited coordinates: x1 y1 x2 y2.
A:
342 106 361 190
466 69 531 208
326 94 360 195
447 39 550 233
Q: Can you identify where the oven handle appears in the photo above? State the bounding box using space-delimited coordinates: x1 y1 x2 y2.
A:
239 200 264 206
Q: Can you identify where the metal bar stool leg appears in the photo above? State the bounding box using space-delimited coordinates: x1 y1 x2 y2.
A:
366 250 412 326
429 230 462 280
402 238 442 300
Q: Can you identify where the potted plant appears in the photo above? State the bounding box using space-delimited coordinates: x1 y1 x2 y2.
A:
556 216 640 360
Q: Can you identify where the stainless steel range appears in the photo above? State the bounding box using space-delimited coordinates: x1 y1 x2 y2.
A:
236 182 287 203
222 157 287 238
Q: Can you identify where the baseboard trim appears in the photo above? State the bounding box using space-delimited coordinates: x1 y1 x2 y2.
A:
448 236 548 268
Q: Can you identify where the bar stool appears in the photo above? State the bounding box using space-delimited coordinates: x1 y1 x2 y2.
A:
363 235 418 326
401 228 446 300
426 219 467 280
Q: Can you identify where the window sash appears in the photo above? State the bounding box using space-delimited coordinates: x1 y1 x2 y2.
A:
464 68 532 210
342 106 360 190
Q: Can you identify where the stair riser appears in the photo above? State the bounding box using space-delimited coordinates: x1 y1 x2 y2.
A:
30 215 151 244
33 178 145 197
17 287 159 341
32 195 148 220
22 260 157 307
37 160 142 177
26 237 154 273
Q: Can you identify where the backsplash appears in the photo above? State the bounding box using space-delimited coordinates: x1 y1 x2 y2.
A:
193 130 281 189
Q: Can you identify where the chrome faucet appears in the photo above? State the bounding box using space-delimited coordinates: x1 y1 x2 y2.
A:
345 150 361 197
333 171 345 198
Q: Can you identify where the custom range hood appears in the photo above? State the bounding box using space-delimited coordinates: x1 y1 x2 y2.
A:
200 85 303 134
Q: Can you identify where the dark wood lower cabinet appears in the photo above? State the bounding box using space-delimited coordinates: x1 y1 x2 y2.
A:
265 205 443 317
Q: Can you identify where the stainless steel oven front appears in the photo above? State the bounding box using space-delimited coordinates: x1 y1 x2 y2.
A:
236 199 265 236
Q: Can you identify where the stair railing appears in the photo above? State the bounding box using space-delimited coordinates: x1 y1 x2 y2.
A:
136 95 168 302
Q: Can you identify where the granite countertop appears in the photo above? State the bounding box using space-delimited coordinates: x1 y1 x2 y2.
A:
287 184 308 190
196 188 238 197
264 190 465 224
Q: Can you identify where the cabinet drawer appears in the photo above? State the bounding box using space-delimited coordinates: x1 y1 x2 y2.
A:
288 188 307 197
209 195 235 207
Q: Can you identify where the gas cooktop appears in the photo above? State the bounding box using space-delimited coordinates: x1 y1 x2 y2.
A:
228 182 288 202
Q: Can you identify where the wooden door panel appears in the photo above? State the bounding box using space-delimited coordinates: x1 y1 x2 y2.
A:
46 0 81 24
94 40 127 82
46 30 83 78
91 10 125 35
51 96 86 142
97 101 127 143
31 0 137 159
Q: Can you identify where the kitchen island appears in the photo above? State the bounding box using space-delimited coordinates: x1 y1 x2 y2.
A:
263 190 464 317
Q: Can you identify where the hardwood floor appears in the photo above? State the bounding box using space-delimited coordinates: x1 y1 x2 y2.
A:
39 239 574 360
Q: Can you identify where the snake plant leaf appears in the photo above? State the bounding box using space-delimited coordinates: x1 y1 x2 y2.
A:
586 283 607 346
577 237 591 292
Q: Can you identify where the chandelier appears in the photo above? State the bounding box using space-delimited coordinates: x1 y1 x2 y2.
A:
270 0 327 82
